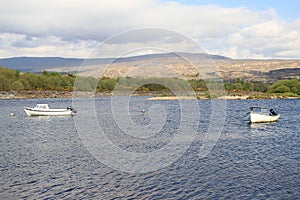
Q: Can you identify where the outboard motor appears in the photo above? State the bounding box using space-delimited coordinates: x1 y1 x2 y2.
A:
67 106 77 113
269 109 278 116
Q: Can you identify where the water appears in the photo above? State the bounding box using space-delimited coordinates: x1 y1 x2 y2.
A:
0 97 299 199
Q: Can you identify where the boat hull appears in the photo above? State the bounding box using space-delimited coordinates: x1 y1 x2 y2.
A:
249 113 280 123
24 108 73 116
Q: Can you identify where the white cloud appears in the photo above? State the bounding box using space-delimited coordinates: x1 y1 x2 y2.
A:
0 0 299 59
242 21 283 38
0 33 97 58
225 19 300 58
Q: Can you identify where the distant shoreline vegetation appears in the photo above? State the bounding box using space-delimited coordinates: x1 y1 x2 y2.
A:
0 67 299 99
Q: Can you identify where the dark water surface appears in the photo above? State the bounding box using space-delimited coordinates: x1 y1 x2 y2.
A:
0 97 299 199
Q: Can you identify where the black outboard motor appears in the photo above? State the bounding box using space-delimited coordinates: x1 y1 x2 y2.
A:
269 109 278 116
67 106 77 113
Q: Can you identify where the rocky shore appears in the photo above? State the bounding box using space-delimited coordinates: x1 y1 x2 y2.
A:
0 90 299 100
0 91 73 99
0 90 173 99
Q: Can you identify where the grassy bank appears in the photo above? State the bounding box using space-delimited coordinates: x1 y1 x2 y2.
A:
1 66 299 99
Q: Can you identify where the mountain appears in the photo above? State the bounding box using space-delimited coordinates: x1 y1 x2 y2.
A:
0 57 105 72
0 52 299 82
0 52 230 72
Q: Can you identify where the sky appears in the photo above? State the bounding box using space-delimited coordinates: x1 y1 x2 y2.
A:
0 0 299 59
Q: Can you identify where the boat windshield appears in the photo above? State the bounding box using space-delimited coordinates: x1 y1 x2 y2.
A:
35 104 49 110
250 107 267 113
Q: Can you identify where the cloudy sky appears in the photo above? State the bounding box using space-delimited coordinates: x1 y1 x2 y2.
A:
0 0 299 59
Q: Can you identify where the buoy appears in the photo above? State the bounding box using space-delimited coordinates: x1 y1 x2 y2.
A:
141 109 146 114
10 113 15 116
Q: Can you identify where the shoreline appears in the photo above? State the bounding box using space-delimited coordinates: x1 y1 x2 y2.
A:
0 90 299 100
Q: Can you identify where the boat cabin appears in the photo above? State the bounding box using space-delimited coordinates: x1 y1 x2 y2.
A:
249 106 267 113
249 106 278 116
34 104 50 110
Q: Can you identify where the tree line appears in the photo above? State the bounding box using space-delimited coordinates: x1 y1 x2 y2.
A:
224 78 300 95
0 67 299 96
0 67 75 91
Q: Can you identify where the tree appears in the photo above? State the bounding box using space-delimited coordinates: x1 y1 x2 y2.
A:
20 79 30 90
12 80 24 91
42 70 49 76
0 75 9 91
232 82 243 91
243 82 254 91
273 85 290 93
74 76 98 91
15 70 20 79
254 82 269 92
268 79 300 94
189 79 207 91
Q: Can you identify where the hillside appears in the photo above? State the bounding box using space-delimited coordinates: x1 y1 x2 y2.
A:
0 53 299 82
0 53 228 72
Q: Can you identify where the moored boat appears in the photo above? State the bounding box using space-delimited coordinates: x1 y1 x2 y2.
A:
248 107 280 123
24 104 76 116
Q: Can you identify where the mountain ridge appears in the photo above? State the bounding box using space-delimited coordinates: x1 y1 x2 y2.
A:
0 52 299 82
0 52 230 72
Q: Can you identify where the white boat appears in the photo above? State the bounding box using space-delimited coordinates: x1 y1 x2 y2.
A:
248 107 280 123
24 104 76 116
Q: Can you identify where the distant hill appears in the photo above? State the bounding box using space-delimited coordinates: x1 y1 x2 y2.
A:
0 52 299 82
0 57 105 72
0 52 230 72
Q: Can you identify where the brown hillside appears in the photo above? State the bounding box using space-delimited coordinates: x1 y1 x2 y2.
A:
49 54 300 82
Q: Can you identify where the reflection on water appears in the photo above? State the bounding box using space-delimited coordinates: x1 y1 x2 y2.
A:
0 98 299 199
249 122 279 136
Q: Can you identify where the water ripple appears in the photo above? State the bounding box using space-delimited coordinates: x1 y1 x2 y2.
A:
0 98 299 199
